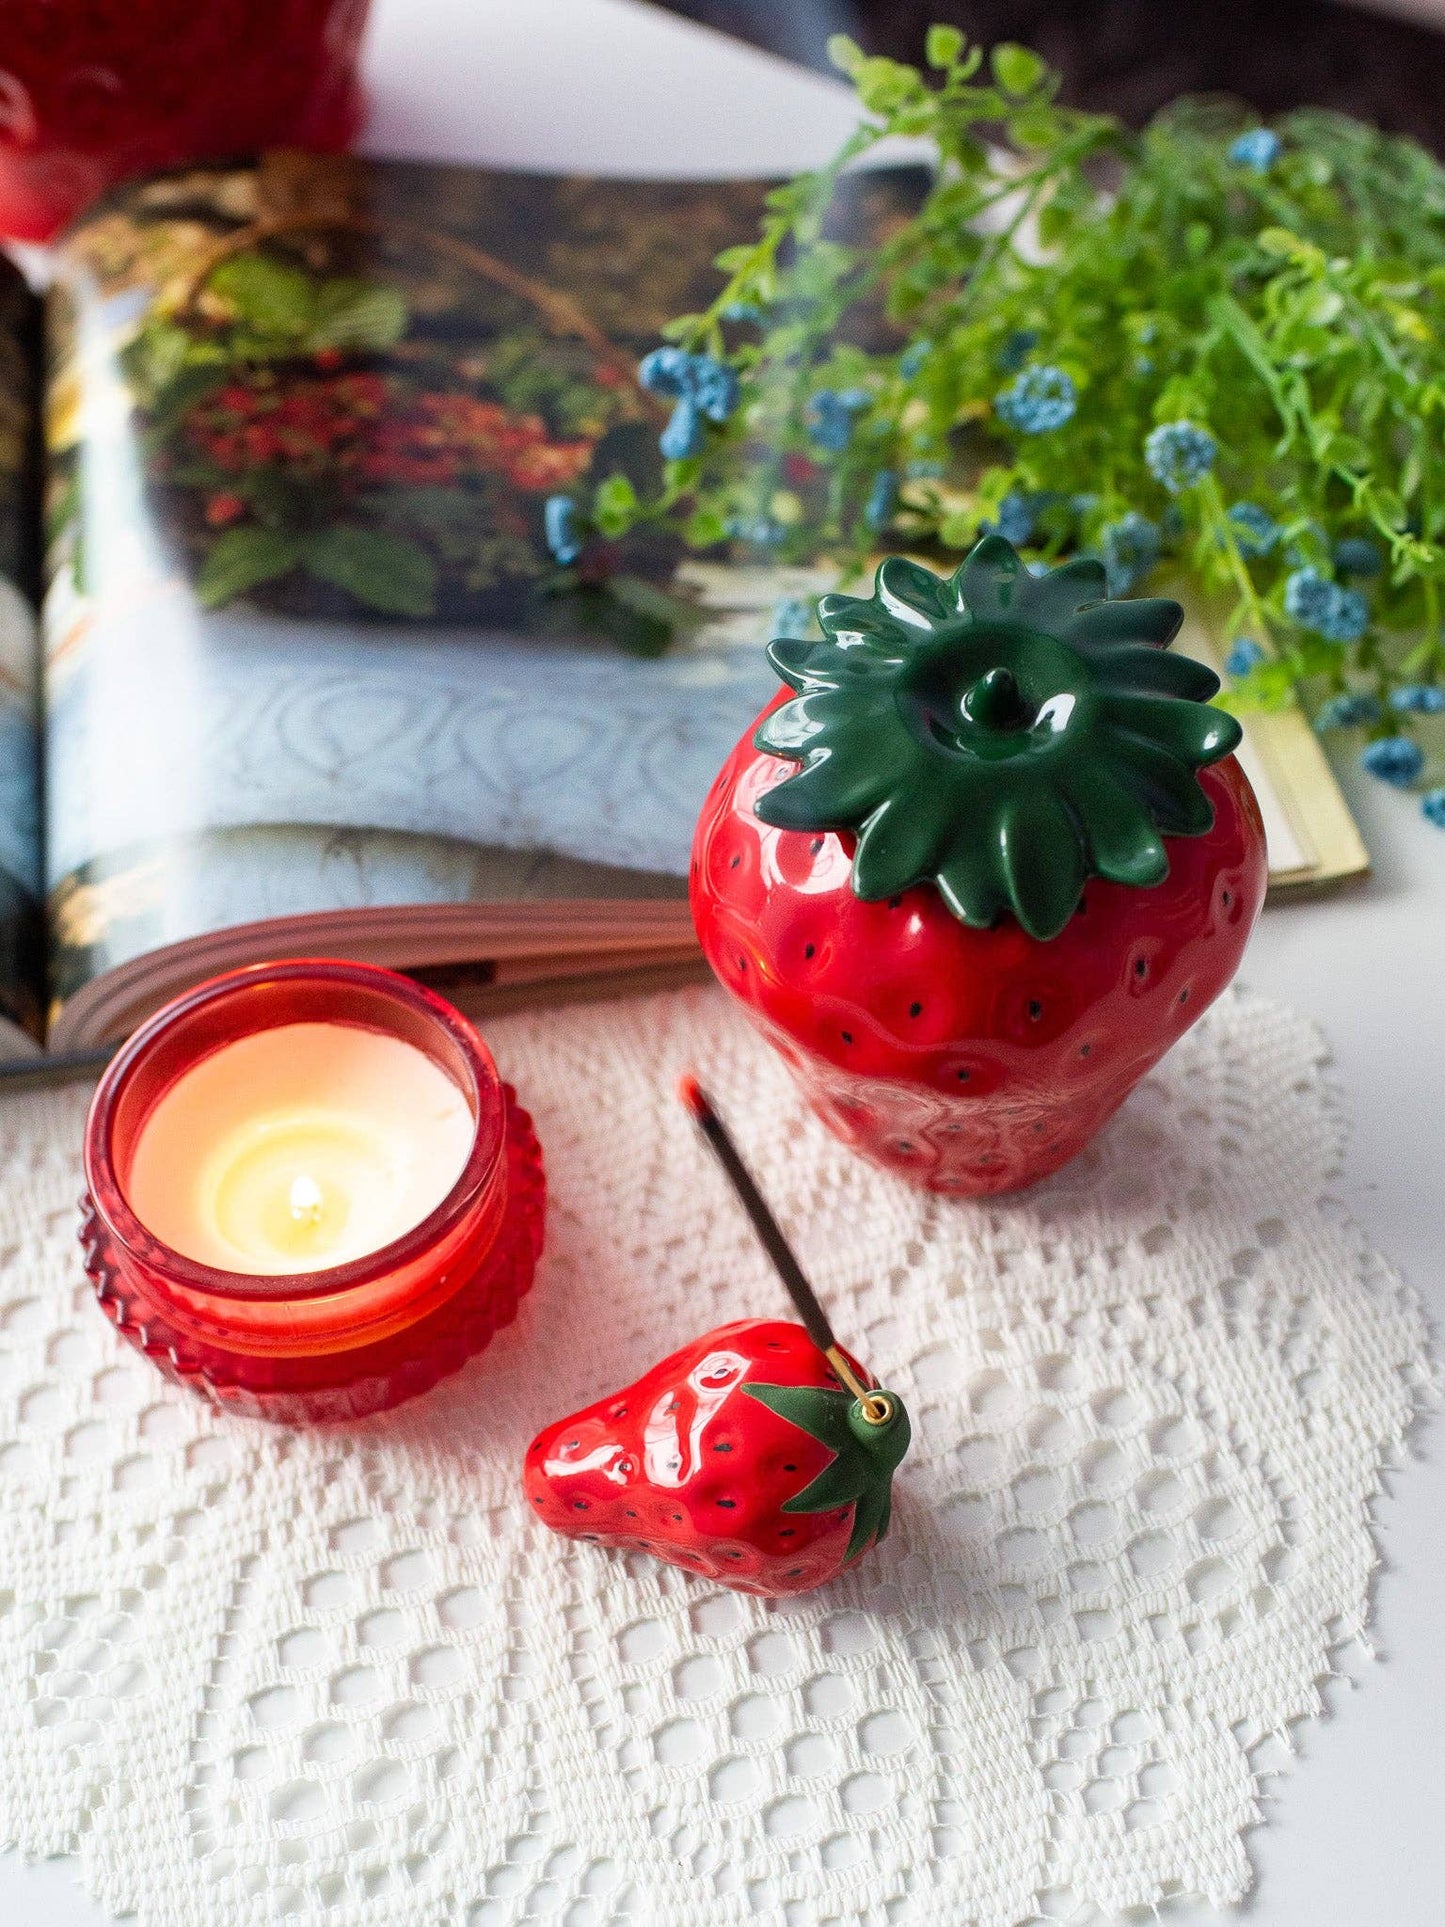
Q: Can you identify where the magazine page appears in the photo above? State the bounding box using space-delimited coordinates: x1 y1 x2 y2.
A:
0 253 43 1047
41 153 926 1028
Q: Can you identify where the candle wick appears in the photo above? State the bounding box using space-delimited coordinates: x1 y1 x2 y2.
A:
289 1173 324 1225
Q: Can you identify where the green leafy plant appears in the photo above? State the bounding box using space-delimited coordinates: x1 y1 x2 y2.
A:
113 247 667 642
567 32 1445 818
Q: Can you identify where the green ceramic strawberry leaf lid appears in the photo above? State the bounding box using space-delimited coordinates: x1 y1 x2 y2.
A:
753 536 1243 941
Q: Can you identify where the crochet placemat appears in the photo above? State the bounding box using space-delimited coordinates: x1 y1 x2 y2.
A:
0 983 1431 1925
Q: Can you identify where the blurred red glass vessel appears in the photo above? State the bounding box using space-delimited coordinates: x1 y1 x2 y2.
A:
0 0 371 240
79 960 546 1424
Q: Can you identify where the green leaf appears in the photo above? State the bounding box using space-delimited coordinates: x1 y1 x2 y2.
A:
1065 767 1169 888
754 740 894 826
1010 106 1065 151
592 472 640 537
209 254 317 338
926 24 964 68
308 278 408 351
851 794 948 899
1102 693 1241 767
935 839 1007 928
197 526 304 608
743 1380 911 1564
999 789 1086 940
684 503 729 547
875 553 956 624
1064 600 1185 653
1110 733 1217 836
301 525 437 618
827 33 865 79
992 43 1046 97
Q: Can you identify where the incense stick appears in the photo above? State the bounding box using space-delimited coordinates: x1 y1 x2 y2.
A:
678 1072 890 1422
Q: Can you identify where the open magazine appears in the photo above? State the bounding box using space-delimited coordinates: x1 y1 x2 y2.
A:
0 151 1365 1060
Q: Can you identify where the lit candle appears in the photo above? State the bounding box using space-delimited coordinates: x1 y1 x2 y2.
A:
80 961 547 1423
126 1022 475 1276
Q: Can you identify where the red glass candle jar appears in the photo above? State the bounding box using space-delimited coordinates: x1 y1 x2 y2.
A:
79 959 545 1424
0 0 371 241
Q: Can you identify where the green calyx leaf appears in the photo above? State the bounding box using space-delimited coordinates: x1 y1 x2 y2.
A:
754 538 1242 941
743 1382 912 1564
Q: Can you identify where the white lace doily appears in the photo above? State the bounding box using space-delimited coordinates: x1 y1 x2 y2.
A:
0 983 1432 1926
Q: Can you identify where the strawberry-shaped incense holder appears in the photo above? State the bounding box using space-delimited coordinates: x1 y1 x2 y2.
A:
524 1078 910 1597
692 538 1267 1194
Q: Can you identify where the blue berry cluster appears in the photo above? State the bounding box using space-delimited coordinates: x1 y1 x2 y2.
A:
806 388 870 453
1360 736 1425 788
638 346 740 460
1315 691 1382 730
771 596 814 641
1333 536 1384 577
1100 512 1161 595
1284 567 1370 644
984 490 1037 547
1144 421 1218 494
1229 128 1282 172
1391 684 1445 715
995 365 1076 435
1227 502 1279 556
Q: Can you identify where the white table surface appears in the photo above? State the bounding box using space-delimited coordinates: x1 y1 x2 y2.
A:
8 1 1443 1920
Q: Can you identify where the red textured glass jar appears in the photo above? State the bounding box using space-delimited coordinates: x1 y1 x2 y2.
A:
79 960 545 1424
0 0 371 241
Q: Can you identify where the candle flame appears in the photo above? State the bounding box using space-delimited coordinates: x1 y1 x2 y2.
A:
288 1173 324 1225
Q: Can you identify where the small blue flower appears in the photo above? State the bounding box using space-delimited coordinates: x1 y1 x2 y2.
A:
899 340 931 379
1101 512 1162 595
997 329 1040 373
1229 128 1281 172
806 387 870 453
772 596 814 641
1333 536 1384 577
1391 683 1445 715
996 366 1077 435
1361 735 1424 788
864 469 900 532
720 300 763 324
988 490 1037 547
1284 567 1369 644
1227 501 1279 556
1144 420 1218 494
905 456 945 479
1225 638 1266 678
1422 788 1445 828
1315 691 1382 730
638 346 739 460
543 496 582 566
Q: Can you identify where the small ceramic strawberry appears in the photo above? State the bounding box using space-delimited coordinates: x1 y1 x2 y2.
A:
691 538 1267 1194
524 1318 910 1596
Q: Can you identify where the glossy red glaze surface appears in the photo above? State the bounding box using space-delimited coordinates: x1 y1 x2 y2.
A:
0 0 370 240
80 960 546 1423
525 1319 877 1597
691 692 1268 1195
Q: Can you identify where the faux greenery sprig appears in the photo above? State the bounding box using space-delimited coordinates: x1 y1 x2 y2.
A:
552 29 1445 823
